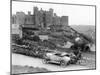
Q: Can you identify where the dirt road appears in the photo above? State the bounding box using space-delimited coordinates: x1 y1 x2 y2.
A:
12 53 89 71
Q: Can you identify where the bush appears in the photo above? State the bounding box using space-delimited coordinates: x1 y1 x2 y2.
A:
32 35 40 42
12 34 20 43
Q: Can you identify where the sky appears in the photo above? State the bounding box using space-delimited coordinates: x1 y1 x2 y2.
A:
12 1 95 25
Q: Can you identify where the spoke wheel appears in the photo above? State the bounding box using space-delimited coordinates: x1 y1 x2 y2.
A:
43 59 49 64
60 60 67 67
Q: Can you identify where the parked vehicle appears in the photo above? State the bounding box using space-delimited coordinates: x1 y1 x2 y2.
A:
43 51 77 67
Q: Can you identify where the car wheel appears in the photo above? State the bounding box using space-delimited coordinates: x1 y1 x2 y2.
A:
43 59 49 64
70 58 77 64
60 60 67 67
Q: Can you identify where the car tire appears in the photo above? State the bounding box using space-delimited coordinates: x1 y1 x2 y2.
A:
60 60 67 67
43 59 49 64
70 58 77 64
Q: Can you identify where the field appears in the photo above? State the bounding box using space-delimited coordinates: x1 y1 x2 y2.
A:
12 65 49 74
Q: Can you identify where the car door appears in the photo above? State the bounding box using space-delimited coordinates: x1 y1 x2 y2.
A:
52 54 62 61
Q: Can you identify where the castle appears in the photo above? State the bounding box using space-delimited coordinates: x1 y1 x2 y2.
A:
12 7 69 28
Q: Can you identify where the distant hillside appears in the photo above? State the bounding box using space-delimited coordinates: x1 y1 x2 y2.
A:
70 25 95 33
70 25 96 43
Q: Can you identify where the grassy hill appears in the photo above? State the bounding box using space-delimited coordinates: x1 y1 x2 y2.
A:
70 25 96 43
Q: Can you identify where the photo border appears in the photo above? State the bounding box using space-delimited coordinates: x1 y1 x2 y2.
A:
10 0 97 74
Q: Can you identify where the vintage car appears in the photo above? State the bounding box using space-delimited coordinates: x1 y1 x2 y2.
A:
43 51 77 67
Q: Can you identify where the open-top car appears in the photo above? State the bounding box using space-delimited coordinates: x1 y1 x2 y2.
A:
43 51 77 67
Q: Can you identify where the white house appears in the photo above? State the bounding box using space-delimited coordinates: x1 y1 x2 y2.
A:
12 24 22 38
